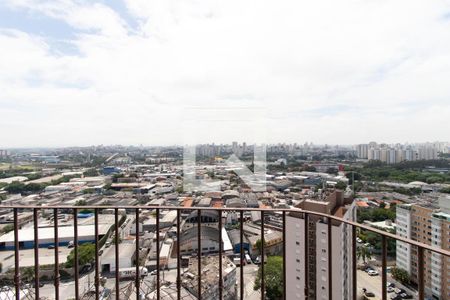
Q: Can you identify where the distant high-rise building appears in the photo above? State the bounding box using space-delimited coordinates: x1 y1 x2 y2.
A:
0 150 8 158
356 144 369 159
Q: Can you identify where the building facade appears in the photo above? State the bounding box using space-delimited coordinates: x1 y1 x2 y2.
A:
396 197 450 299
285 191 356 300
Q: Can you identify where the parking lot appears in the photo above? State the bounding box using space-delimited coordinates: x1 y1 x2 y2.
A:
357 266 418 300
0 247 72 271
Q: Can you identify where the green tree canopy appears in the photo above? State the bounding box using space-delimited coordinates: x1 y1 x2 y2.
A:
65 243 95 268
254 256 283 300
357 245 373 264
391 267 410 284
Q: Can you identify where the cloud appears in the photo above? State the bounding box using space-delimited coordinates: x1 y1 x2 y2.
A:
0 0 449 147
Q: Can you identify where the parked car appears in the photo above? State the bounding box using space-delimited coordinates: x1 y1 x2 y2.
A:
47 244 55 249
400 293 413 299
387 282 395 288
80 263 92 273
387 286 395 293
368 270 379 276
365 267 374 273
394 288 405 294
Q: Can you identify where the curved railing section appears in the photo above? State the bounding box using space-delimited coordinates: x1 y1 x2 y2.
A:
1 205 449 300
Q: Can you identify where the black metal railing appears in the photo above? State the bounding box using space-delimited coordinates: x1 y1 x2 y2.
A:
3 205 450 300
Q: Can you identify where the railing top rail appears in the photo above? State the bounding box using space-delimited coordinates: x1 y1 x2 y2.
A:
3 204 450 257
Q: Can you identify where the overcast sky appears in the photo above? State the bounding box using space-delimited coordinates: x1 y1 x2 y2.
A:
0 0 449 147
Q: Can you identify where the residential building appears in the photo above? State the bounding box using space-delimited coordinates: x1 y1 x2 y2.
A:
285 191 356 300
396 196 450 299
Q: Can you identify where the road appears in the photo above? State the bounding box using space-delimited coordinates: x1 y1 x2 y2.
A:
39 271 97 299
236 264 260 300
357 266 418 300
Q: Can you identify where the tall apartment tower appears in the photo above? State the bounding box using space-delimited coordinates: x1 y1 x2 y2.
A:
396 197 450 299
286 191 357 299
356 144 369 159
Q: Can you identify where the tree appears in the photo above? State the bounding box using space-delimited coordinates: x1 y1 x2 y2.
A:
26 183 45 192
326 167 338 175
254 256 283 300
21 267 35 283
391 267 410 284
65 243 95 268
335 181 347 190
255 239 267 254
1 224 14 234
357 245 372 264
83 168 99 177
5 181 26 194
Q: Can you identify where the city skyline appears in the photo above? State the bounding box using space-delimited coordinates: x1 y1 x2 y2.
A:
1 0 450 147
1 140 450 150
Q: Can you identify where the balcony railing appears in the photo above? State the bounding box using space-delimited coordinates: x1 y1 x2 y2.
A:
1 205 450 300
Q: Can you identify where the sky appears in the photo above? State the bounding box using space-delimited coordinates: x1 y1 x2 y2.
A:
0 0 450 147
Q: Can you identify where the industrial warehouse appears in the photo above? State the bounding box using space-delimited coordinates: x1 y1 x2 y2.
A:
0 224 111 250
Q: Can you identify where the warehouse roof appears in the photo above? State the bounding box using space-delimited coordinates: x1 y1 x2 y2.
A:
0 224 110 243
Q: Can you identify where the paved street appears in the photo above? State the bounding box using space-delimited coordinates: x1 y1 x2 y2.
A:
237 264 261 300
357 266 418 300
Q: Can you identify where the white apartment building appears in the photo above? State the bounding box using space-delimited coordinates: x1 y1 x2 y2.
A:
364 142 441 164
286 191 356 300
356 144 369 159
396 197 450 300
395 204 412 273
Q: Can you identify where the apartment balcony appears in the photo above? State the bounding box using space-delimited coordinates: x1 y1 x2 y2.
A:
1 205 449 300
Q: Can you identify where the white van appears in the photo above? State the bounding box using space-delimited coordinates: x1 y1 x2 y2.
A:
245 254 252 264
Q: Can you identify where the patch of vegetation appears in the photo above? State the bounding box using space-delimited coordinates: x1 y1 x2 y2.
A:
350 160 450 184
391 267 410 284
65 243 95 268
359 230 396 256
254 256 283 300
1 224 14 234
357 207 396 223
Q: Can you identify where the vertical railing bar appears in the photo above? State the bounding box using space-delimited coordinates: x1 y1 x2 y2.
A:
33 208 40 300
197 209 202 300
381 235 387 300
94 208 100 300
177 209 181 300
54 208 60 300
240 210 244 300
260 210 265 300
418 247 424 300
74 208 79 300
352 225 357 300
135 208 140 300
115 208 120 300
218 210 223 300
282 211 287 300
327 217 332 300
156 208 160 300
13 208 20 300
304 212 309 300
